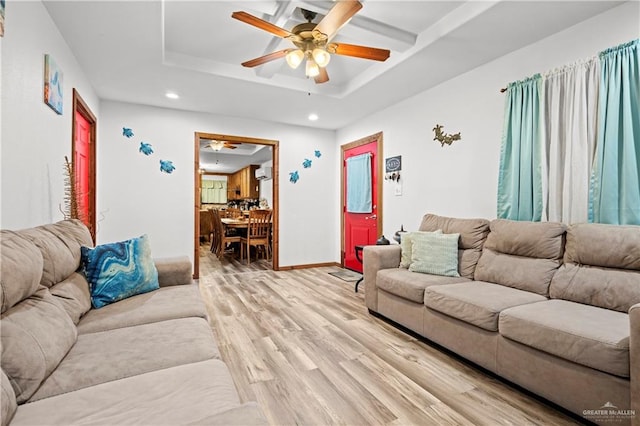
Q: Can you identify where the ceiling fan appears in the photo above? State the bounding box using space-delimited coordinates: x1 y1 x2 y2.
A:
203 140 240 151
232 1 390 84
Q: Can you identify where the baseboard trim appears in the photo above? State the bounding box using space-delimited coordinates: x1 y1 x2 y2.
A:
277 262 341 271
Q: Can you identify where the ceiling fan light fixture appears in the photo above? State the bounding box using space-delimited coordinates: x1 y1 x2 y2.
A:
312 48 331 67
285 49 304 69
305 59 320 78
209 140 225 151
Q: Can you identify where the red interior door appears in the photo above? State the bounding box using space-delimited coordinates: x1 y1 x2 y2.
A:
74 111 91 228
343 140 378 272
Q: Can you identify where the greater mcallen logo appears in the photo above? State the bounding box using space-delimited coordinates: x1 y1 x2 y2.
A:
583 402 635 422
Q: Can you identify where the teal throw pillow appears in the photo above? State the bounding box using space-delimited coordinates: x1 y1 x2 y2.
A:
81 234 159 309
399 230 442 268
408 232 460 277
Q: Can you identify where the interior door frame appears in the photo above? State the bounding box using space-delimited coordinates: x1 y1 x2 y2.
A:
193 132 280 278
340 132 383 267
72 89 97 243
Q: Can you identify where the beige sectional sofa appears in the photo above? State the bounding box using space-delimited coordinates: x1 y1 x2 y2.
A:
364 214 639 425
0 219 266 426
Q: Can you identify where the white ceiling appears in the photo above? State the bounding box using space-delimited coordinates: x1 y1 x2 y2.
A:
199 140 273 173
44 0 625 132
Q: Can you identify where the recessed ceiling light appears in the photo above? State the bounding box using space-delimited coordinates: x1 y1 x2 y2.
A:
165 92 179 99
308 113 319 121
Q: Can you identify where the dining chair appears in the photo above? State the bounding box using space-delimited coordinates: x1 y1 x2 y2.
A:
224 208 242 219
199 209 214 244
211 209 241 259
240 209 272 264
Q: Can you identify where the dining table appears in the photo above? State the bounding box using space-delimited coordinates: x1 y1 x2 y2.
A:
220 217 248 229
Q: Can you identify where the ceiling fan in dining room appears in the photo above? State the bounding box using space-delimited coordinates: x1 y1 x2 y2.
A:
231 0 391 84
202 139 240 151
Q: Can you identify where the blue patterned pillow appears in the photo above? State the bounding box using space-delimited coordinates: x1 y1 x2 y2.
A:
81 234 159 309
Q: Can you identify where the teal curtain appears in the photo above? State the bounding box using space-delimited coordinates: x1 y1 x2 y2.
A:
589 39 640 225
497 74 544 221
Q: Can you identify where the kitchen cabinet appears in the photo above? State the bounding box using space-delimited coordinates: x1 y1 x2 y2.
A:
227 165 259 200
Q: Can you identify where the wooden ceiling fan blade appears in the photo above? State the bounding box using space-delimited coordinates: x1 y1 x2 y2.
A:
329 43 390 61
313 1 362 40
314 67 329 84
224 144 238 149
232 11 293 38
241 49 289 68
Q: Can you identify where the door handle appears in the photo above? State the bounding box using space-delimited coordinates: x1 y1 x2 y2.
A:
365 214 377 220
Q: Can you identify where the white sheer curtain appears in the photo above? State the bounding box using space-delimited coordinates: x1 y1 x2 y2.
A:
543 58 600 223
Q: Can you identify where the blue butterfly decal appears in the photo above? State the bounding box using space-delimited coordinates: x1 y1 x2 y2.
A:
160 160 175 174
302 159 312 168
139 142 154 156
289 171 299 183
314 150 322 158
122 127 134 138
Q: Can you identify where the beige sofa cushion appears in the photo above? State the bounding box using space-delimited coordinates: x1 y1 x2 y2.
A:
1 369 16 426
377 268 469 303
0 231 43 314
11 360 257 425
20 220 92 288
550 223 640 313
77 284 208 334
499 300 630 378
192 403 268 426
49 272 92 324
155 256 194 287
475 220 566 296
418 214 490 279
424 281 546 331
30 316 219 401
1 287 77 403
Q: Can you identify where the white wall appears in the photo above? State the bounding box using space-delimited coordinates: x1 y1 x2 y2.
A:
337 1 640 238
1 1 99 229
98 101 338 268
258 160 273 208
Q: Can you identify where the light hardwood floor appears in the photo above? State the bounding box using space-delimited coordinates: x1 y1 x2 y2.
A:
197 245 585 425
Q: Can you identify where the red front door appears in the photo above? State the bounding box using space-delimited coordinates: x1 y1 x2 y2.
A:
74 111 91 228
343 139 379 272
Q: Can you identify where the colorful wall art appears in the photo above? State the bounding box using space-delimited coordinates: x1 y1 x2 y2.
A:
44 54 63 114
0 0 5 37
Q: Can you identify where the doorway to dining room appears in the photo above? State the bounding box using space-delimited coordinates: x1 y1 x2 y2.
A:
193 132 279 278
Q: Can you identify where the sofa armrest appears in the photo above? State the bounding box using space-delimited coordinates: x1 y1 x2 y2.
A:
630 302 640 426
363 245 401 312
154 256 193 287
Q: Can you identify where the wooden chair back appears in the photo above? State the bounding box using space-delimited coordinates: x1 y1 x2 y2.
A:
241 209 272 264
199 209 213 242
210 209 223 255
247 209 272 239
211 209 242 258
224 208 242 219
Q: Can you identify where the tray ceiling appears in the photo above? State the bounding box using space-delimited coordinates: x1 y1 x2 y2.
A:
43 1 625 129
